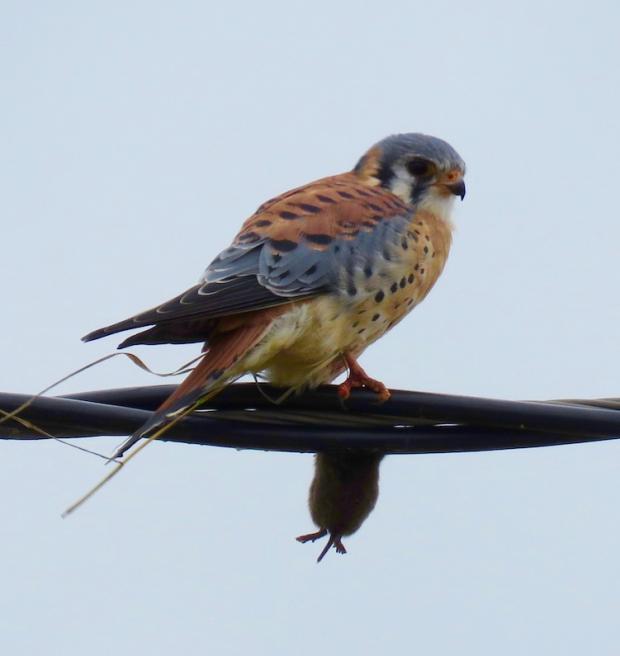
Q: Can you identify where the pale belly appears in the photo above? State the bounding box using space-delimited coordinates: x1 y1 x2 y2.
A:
241 209 452 390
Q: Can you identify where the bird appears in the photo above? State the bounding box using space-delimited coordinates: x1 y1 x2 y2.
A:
296 451 384 562
83 133 466 462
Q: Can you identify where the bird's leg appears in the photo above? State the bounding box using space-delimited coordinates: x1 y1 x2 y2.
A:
338 353 391 402
334 537 347 555
296 529 327 544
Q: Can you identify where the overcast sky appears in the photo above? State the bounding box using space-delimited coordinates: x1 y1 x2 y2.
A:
2 1 620 654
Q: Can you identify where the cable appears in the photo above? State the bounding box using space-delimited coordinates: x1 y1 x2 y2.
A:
0 384 619 454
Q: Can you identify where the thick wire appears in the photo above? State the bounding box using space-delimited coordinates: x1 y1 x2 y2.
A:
1 384 619 454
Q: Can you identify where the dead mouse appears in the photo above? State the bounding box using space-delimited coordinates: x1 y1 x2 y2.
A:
296 451 384 562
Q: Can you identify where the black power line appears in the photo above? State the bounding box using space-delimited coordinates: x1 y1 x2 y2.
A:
1 384 619 454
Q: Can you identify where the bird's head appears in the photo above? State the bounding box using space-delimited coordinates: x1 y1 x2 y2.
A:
354 133 466 217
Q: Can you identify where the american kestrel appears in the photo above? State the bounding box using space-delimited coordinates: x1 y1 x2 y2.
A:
84 133 466 461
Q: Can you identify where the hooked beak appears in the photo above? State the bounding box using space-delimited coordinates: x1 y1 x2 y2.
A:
446 179 466 200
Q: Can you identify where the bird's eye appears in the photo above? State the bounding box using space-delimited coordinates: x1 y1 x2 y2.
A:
406 158 433 177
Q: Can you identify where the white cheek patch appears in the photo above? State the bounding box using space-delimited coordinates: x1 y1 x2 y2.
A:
418 189 456 223
390 177 412 203
389 163 415 203
388 164 457 225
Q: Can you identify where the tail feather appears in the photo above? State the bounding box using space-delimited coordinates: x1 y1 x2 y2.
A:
109 317 275 460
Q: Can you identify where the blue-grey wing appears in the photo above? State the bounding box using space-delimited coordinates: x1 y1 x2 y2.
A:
82 174 411 344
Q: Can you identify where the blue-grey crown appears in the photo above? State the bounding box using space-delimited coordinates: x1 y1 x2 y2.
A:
375 133 465 173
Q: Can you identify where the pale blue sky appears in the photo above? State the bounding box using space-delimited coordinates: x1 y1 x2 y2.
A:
2 1 620 654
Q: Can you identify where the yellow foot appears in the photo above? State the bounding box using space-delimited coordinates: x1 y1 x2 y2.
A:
338 354 391 402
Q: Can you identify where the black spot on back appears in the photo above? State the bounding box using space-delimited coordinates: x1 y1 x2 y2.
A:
270 239 297 252
296 203 321 214
305 233 333 246
375 290 385 303
279 211 299 220
238 231 260 242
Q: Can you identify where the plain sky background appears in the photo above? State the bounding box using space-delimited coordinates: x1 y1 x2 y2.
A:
2 1 620 654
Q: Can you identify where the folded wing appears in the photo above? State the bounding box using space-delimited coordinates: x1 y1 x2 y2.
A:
82 173 411 347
